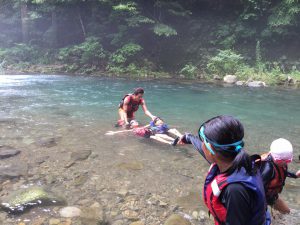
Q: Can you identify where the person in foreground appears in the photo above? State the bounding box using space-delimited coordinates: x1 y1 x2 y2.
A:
117 87 155 128
178 115 270 225
260 138 300 214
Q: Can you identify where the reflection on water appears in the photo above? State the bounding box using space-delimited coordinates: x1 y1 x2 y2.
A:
0 75 299 223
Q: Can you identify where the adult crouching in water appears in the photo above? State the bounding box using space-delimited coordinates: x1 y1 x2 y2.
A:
118 88 156 128
178 115 271 225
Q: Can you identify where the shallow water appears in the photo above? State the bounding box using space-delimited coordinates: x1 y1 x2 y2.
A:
0 75 299 224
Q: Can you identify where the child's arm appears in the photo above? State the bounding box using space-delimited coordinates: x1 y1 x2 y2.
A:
286 170 300 178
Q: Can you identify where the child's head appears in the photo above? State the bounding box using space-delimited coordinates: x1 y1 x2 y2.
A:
153 117 164 126
130 120 139 128
270 138 293 165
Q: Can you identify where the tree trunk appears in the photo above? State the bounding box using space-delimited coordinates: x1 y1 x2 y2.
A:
21 3 29 43
78 7 86 40
51 9 58 47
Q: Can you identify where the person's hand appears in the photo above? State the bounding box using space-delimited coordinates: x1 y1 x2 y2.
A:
151 115 157 121
122 122 130 129
177 135 186 145
296 170 300 178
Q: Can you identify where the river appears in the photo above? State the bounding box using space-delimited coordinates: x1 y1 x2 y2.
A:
0 75 299 225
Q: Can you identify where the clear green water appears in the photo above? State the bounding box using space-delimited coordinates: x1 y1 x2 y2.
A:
0 75 299 217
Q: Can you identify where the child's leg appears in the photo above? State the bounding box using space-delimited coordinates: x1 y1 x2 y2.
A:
273 197 290 214
155 133 175 141
150 135 173 144
168 128 183 137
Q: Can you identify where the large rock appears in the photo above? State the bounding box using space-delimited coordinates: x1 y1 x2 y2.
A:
236 81 245 86
223 75 237 84
164 214 191 225
0 186 66 213
247 81 266 87
0 162 28 180
0 146 21 159
71 149 92 162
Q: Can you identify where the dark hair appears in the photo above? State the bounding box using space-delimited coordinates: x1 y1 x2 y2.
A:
200 115 253 175
133 87 144 95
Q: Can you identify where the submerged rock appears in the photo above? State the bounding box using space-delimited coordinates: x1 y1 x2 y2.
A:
0 162 28 180
0 146 21 159
164 214 191 225
118 161 144 170
71 149 92 162
59 206 81 218
80 202 105 225
35 137 61 148
0 186 66 213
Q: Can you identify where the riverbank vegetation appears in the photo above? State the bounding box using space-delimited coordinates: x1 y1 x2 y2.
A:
0 0 300 85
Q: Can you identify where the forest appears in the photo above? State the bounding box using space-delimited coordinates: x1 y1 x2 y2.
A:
0 0 300 84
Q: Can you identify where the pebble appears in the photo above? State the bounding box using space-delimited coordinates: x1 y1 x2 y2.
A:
59 207 82 218
49 218 61 225
130 221 144 225
122 210 139 220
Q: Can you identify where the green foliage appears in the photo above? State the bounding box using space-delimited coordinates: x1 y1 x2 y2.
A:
58 37 106 66
113 2 137 13
0 44 40 64
179 64 198 78
153 24 177 37
207 50 245 75
107 43 143 74
110 43 142 64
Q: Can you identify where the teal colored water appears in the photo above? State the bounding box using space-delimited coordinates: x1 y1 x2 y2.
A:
1 75 299 154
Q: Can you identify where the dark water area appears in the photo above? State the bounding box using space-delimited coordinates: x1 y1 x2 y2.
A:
0 75 299 224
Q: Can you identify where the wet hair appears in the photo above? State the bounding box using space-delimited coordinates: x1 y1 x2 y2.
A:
154 117 164 124
200 115 254 175
133 87 144 96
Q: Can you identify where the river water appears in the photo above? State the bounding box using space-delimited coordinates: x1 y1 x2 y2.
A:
0 75 299 224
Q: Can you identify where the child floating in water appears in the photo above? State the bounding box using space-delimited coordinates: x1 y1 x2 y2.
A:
107 117 182 145
260 138 300 214
132 117 182 145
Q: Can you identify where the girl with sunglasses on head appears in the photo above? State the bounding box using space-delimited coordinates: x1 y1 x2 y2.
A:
177 115 270 225
260 138 300 214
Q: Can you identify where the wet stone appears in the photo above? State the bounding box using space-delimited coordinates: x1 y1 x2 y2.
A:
118 161 144 170
49 218 61 225
130 221 145 225
164 214 191 225
0 162 28 180
0 146 21 159
59 206 82 218
71 149 92 161
35 137 60 148
1 186 66 213
80 202 105 225
122 210 139 220
34 156 50 165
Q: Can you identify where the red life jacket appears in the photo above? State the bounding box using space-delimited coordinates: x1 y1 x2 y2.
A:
261 153 287 202
119 94 143 118
203 163 267 225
